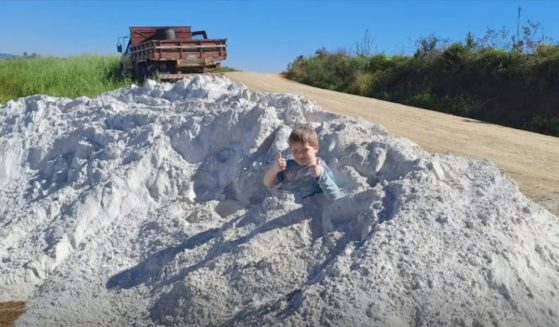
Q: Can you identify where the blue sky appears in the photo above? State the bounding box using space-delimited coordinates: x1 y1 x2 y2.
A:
1 0 558 73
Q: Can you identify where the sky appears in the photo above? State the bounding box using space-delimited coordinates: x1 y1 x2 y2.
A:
1 0 559 73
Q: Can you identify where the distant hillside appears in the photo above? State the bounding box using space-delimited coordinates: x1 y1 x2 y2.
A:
0 53 15 59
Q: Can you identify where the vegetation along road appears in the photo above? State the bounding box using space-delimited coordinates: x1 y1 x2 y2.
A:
226 72 559 217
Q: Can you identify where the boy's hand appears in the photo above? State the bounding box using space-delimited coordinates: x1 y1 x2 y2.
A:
275 152 287 172
308 158 322 178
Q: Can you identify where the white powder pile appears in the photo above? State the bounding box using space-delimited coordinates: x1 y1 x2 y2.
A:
1 75 558 326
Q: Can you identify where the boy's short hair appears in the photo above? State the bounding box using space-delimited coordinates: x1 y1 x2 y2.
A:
288 125 319 147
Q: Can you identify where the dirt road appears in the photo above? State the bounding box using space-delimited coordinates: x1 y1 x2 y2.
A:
226 72 559 216
0 302 24 327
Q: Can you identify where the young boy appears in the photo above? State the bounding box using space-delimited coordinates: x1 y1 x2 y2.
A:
263 126 341 201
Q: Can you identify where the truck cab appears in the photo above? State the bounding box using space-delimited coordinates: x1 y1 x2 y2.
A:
116 37 133 75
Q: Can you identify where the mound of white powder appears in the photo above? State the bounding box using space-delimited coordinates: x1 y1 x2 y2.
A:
1 75 558 326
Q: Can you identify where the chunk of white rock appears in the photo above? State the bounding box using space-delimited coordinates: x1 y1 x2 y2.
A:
428 159 445 180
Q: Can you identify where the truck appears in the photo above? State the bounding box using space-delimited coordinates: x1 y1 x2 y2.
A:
116 26 227 82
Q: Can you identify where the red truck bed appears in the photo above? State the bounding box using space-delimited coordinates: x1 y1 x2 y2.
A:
119 26 227 79
130 26 193 46
130 39 227 66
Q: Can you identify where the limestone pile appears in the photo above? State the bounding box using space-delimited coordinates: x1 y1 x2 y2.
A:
1 76 558 326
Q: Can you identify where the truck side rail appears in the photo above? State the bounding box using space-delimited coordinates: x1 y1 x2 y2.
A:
130 39 227 63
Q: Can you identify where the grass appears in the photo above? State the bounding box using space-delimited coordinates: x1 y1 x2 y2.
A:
0 56 241 104
0 55 133 104
214 66 240 73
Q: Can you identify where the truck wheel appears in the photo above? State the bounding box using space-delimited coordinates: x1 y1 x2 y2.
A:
137 64 147 84
147 65 160 80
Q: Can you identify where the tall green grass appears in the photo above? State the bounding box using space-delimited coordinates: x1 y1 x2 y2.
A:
0 55 132 104
214 66 240 73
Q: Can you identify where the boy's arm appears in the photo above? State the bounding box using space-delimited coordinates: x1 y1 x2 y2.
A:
263 153 287 187
263 167 281 187
317 164 342 200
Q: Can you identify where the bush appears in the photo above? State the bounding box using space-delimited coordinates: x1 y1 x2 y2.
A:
439 43 472 72
351 72 375 96
215 66 240 72
529 115 559 136
284 37 559 136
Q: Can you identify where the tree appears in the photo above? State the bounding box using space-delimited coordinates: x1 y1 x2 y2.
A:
465 32 476 49
477 26 510 50
354 29 374 56
414 34 445 57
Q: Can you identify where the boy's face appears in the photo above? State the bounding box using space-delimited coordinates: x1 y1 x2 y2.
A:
289 142 318 166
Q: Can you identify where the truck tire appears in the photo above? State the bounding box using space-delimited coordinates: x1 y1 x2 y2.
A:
147 64 159 80
137 64 147 84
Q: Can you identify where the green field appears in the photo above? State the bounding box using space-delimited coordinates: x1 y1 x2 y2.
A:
0 55 133 104
0 55 240 104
